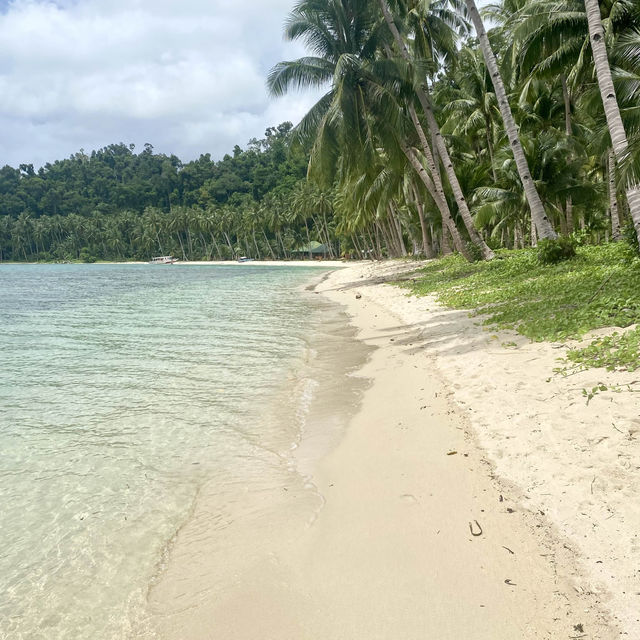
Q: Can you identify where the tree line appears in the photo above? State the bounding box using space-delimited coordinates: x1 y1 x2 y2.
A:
2 0 640 263
267 0 640 262
0 123 345 262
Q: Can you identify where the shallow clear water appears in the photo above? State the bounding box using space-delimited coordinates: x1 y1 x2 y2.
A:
0 264 335 640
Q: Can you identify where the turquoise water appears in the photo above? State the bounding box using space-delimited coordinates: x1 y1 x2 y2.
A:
0 264 336 640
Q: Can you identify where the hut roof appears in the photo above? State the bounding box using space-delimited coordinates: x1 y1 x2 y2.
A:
294 241 329 254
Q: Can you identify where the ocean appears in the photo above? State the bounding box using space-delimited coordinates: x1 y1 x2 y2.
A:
0 264 367 639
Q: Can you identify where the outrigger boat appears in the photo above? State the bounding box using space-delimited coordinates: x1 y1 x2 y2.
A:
149 256 178 265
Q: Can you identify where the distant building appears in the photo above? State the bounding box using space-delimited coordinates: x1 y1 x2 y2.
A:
291 241 330 259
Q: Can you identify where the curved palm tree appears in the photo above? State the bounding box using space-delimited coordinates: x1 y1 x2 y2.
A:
463 0 558 239
378 0 496 259
584 0 640 244
439 44 500 181
269 0 477 260
267 0 381 181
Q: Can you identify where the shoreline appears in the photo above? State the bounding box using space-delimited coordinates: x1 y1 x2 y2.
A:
174 259 350 267
148 259 628 638
144 275 373 638
0 260 352 267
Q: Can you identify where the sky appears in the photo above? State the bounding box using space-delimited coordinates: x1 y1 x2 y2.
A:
0 0 323 168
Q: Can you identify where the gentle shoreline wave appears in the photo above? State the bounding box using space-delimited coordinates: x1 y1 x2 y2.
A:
142 286 372 638
0 264 349 640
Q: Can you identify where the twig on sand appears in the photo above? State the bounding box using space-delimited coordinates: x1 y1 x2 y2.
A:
586 272 615 306
469 520 483 536
502 546 515 555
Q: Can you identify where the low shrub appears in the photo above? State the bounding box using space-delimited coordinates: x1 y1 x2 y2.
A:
537 235 577 265
622 221 640 257
465 241 483 263
567 327 640 372
79 248 97 263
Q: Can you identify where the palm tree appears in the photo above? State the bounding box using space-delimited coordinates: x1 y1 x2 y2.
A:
439 45 500 182
269 0 478 260
0 216 12 261
377 0 496 260
463 0 557 239
509 0 640 234
584 0 640 244
267 0 380 178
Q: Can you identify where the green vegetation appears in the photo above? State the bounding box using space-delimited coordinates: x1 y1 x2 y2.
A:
263 0 640 263
0 124 340 262
537 236 577 265
623 221 640 257
3 0 640 264
567 327 640 371
401 243 640 369
2 0 640 377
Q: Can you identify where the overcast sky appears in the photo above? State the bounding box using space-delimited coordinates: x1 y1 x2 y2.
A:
0 0 323 168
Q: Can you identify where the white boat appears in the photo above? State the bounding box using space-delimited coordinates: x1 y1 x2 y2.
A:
236 256 255 263
149 256 178 265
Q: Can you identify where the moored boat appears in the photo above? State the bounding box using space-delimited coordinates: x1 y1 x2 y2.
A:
149 256 178 264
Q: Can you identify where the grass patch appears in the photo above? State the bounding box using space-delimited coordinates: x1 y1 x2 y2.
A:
400 243 640 370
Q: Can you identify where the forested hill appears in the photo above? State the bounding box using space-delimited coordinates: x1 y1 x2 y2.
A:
0 122 348 262
0 122 305 218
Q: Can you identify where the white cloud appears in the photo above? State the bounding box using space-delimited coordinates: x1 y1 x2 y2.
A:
0 0 324 167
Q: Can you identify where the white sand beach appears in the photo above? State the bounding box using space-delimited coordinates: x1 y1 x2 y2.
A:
149 259 638 639
320 260 638 637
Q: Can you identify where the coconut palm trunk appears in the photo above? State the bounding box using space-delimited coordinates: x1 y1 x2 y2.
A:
531 215 538 247
380 218 397 256
261 230 277 260
401 142 472 259
464 0 557 240
421 104 495 258
304 220 312 259
176 233 187 261
384 212 402 256
389 204 408 256
373 224 383 259
209 232 222 259
407 106 492 257
561 75 574 233
441 226 453 255
320 211 334 258
584 0 640 245
252 231 261 259
609 149 621 241
410 181 435 258
223 232 234 257
378 0 495 260
350 233 362 259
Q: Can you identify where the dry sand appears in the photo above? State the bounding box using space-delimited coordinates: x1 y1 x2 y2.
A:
149 259 636 639
321 260 638 638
